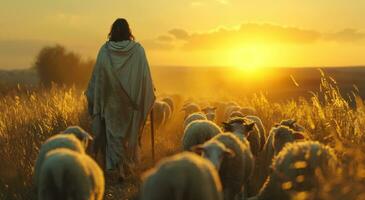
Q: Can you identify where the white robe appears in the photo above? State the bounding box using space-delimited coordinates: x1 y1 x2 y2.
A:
86 40 155 172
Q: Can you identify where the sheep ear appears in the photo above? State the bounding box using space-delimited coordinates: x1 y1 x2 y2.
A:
191 145 205 155
293 132 305 140
245 122 256 131
224 148 236 158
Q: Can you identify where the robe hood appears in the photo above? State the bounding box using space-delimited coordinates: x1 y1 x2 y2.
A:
107 40 138 53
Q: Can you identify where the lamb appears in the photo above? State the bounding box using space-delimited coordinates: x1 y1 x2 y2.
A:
62 126 93 149
181 103 201 119
33 133 86 188
222 117 260 156
252 125 305 196
140 152 223 200
202 106 217 121
250 141 338 200
183 112 207 129
182 120 222 151
38 148 104 200
193 132 254 200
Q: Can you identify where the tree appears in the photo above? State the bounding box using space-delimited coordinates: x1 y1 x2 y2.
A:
34 45 94 87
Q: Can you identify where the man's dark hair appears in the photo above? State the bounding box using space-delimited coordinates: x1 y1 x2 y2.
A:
108 18 135 41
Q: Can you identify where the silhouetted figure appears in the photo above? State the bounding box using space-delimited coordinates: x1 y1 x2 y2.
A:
86 18 156 180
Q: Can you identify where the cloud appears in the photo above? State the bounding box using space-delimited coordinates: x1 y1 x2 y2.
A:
168 29 190 40
143 23 365 51
325 28 365 43
157 35 174 42
180 23 322 50
140 39 175 51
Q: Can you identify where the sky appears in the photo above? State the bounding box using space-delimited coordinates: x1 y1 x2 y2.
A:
1 0 365 69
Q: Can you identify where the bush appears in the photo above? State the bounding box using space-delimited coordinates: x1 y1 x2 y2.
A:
34 45 94 87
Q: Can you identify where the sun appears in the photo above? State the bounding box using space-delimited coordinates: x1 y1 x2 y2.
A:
225 44 274 80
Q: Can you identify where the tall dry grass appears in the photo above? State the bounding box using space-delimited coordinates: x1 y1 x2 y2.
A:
0 72 364 199
0 85 90 199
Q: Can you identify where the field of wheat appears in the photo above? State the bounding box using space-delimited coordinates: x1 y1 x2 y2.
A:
0 73 365 200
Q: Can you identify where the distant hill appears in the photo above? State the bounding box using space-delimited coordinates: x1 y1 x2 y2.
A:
151 66 365 102
1 66 365 103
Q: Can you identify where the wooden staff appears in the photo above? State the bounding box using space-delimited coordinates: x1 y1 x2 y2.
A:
150 109 156 163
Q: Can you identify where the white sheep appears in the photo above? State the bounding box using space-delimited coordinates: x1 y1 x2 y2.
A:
222 117 261 156
38 148 104 200
153 100 172 129
182 120 222 151
276 119 306 132
161 97 174 114
33 133 85 189
251 125 305 196
193 132 254 200
250 141 338 200
224 105 241 121
181 103 201 119
240 107 256 115
245 115 267 151
183 112 207 129
229 110 245 118
202 106 218 122
140 152 223 200
62 126 93 149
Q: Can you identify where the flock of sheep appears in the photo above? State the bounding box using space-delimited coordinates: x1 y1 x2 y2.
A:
32 96 339 200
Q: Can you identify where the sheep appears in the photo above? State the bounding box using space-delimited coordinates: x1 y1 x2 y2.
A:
252 125 305 196
38 148 104 200
161 97 174 114
245 115 267 151
153 100 172 129
33 133 85 189
181 103 201 119
222 117 261 156
62 126 93 149
229 110 245 118
276 119 305 132
140 152 223 200
183 112 207 129
224 105 241 121
250 141 338 200
182 120 222 151
202 106 217 121
193 132 254 200
240 107 256 115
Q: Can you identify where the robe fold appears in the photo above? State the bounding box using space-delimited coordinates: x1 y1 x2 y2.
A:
86 40 156 172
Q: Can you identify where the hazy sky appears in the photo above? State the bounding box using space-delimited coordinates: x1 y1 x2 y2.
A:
1 0 365 69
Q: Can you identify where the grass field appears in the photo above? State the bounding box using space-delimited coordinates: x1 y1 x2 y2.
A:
0 69 365 199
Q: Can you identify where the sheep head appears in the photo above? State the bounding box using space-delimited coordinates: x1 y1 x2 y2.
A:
272 126 305 155
192 140 235 170
222 117 255 138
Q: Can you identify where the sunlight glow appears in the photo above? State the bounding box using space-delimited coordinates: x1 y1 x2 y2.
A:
225 43 275 80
